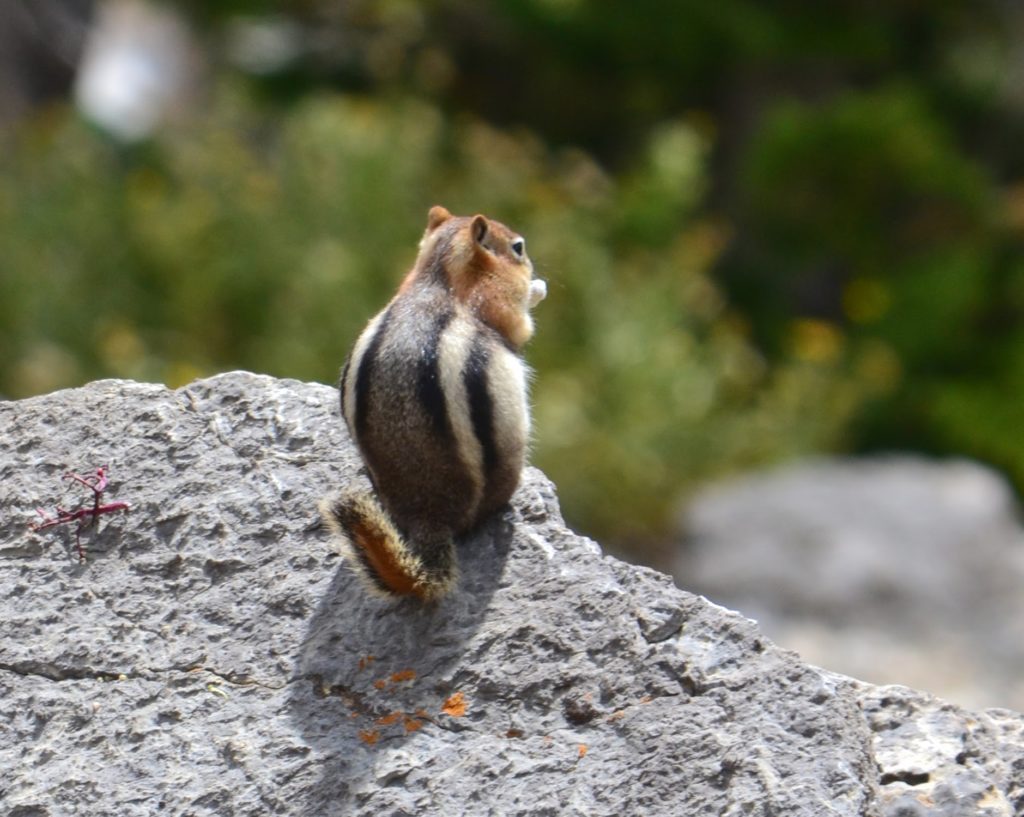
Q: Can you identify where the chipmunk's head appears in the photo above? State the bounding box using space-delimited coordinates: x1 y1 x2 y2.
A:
416 205 546 349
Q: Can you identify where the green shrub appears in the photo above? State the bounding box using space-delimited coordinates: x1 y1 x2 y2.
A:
0 86 876 549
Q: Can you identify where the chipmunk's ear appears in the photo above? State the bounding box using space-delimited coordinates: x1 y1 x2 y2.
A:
471 214 488 244
426 205 452 231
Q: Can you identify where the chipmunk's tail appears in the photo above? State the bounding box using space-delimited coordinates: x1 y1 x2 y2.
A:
319 491 456 602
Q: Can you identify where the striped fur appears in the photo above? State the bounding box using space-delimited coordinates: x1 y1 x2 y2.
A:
437 317 486 515
325 206 545 600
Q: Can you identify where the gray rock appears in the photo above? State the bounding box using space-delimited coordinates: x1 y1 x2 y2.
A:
678 457 1024 711
863 684 1024 817
0 373 1021 816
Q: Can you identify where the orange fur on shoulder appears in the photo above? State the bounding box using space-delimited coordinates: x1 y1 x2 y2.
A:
447 214 534 349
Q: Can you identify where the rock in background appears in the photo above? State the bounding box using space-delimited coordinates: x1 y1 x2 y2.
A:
1 373 1022 816
678 456 1024 712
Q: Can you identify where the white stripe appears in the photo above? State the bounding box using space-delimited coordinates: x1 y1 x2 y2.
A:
437 314 484 515
488 345 530 457
342 309 387 435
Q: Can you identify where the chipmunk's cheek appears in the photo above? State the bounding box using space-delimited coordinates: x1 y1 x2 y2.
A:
528 278 547 308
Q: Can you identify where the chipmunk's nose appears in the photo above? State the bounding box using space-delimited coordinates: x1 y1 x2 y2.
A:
529 278 547 307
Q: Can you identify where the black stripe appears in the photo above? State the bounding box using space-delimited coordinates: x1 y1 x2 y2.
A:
421 248 448 286
421 232 453 285
417 309 454 441
354 308 393 441
338 358 351 417
464 335 498 477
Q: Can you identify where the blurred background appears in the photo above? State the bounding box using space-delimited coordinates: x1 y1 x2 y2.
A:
3 0 1023 708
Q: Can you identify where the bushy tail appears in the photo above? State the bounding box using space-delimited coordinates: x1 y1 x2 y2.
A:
319 491 456 602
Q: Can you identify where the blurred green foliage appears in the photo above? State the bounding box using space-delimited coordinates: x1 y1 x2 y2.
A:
3 0 1024 557
0 89 871 550
734 84 1024 499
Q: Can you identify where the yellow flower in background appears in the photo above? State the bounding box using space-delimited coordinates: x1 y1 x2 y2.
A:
789 319 844 364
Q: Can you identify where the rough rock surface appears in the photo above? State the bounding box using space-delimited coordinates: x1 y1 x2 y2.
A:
1 373 1022 816
678 457 1024 711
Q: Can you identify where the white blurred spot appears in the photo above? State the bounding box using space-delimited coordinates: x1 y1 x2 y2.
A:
74 0 195 142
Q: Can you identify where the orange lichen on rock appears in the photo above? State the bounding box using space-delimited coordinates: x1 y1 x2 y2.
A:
358 729 380 745
390 669 417 684
441 692 468 717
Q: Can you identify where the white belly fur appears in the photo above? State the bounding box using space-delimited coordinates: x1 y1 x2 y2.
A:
488 343 530 464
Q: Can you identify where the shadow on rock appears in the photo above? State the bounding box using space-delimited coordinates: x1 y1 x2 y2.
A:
288 511 514 806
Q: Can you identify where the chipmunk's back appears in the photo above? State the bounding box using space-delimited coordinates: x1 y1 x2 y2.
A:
327 206 545 600
343 281 530 542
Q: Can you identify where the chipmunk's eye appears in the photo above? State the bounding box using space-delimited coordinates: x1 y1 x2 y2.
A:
510 238 526 259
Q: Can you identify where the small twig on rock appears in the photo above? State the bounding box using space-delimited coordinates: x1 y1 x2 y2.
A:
30 466 130 562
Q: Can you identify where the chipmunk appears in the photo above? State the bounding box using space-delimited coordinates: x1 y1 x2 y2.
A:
321 205 546 601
